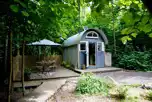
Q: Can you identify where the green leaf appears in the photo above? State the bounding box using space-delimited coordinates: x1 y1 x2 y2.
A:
10 5 19 12
149 18 152 25
141 16 149 25
121 28 136 35
142 24 152 33
21 11 29 17
121 36 127 44
122 12 133 25
39 0 45 5
121 28 129 35
14 0 20 3
27 20 31 24
149 33 152 38
131 33 137 38
134 0 139 4
14 0 26 8
121 36 132 44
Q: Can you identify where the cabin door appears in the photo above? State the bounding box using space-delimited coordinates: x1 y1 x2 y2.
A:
96 42 105 67
88 42 96 68
79 41 89 69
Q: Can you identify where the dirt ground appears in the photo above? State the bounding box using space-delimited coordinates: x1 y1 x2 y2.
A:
49 80 116 102
48 77 151 102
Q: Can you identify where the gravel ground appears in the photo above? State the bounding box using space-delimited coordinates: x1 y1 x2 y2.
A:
48 72 152 102
96 71 152 85
49 79 116 102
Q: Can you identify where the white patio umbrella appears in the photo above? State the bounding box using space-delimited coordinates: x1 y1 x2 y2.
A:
27 39 61 58
27 39 61 46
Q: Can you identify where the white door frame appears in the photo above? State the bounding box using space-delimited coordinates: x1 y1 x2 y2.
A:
88 42 96 66
79 41 89 68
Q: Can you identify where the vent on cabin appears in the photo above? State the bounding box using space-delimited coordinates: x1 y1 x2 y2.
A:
83 26 88 31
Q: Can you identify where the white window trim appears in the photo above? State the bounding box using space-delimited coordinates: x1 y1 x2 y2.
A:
79 41 87 51
97 42 105 51
78 41 89 67
86 31 99 39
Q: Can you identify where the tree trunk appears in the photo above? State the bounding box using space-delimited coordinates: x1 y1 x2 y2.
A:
112 0 116 55
4 35 8 73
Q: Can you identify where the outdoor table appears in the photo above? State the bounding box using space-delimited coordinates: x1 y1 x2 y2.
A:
36 60 56 72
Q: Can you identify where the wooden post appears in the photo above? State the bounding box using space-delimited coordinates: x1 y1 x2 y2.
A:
7 32 13 102
21 41 25 96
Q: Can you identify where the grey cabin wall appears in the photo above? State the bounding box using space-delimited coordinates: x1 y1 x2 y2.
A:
63 45 78 69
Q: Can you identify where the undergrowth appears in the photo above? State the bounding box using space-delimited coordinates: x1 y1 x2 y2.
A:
146 91 152 101
75 73 114 96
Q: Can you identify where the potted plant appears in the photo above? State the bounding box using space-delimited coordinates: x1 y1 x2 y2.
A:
24 67 32 80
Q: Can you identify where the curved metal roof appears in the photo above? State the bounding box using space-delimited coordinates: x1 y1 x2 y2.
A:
63 28 108 47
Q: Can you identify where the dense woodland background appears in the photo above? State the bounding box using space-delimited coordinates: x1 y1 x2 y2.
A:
0 0 152 84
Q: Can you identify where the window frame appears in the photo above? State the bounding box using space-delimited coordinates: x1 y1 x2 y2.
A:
86 31 99 39
79 41 87 51
97 42 105 51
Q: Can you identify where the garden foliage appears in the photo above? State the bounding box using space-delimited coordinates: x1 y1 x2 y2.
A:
76 73 113 95
115 51 152 71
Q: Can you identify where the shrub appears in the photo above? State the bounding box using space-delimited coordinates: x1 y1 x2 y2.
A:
75 73 113 95
61 61 66 67
116 86 128 99
24 67 32 75
146 91 152 101
111 86 128 100
115 51 152 71
125 96 138 102
61 61 71 68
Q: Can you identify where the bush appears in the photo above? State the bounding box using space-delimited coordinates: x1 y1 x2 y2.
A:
116 86 128 99
24 67 32 75
61 61 71 68
61 61 66 66
115 51 152 71
75 73 113 95
111 86 128 100
146 91 152 101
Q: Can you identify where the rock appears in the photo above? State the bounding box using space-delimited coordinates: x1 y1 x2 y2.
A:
61 85 69 92
127 87 146 98
141 83 152 89
61 81 77 92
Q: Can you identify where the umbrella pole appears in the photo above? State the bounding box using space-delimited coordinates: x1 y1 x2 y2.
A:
38 46 40 60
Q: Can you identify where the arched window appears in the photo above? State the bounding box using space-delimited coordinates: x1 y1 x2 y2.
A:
86 31 98 38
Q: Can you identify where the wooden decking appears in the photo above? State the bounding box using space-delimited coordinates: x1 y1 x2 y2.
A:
29 67 80 80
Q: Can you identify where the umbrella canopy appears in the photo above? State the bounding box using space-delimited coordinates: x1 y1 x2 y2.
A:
27 39 61 46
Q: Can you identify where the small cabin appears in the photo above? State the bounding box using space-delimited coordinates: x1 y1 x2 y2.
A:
63 28 108 69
